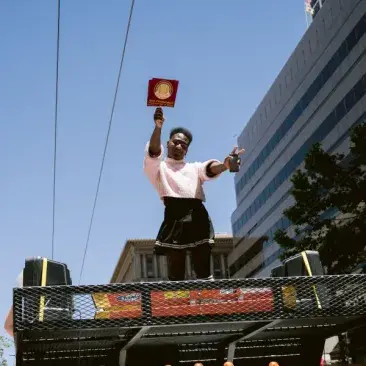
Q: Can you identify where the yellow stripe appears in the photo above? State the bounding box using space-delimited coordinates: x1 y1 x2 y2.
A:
39 258 48 321
301 251 313 276
301 251 322 309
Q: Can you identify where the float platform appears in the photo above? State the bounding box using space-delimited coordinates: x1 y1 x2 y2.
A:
13 274 366 365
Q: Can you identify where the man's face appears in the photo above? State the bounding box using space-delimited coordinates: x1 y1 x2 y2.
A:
167 133 189 160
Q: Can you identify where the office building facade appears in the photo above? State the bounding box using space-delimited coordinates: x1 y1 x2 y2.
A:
310 0 327 18
231 0 366 277
110 234 234 283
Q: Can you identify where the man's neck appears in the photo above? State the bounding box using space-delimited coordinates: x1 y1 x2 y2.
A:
166 156 184 163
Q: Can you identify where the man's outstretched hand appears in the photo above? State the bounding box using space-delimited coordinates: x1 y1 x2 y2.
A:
224 146 245 171
206 146 245 177
154 107 165 128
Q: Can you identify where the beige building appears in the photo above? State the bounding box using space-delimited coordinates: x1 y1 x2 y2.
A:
227 236 269 278
110 234 234 283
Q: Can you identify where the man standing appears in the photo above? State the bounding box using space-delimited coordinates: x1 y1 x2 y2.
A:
144 107 244 281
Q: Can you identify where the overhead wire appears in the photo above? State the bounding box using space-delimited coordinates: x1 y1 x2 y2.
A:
51 0 61 260
78 0 136 284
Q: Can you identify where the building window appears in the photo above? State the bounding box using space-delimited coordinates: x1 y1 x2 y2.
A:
233 16 366 234
229 239 264 277
233 73 366 235
213 254 222 279
235 15 366 197
224 254 229 278
156 256 161 278
146 255 154 278
140 254 144 278
185 254 189 279
315 28 320 48
321 17 326 31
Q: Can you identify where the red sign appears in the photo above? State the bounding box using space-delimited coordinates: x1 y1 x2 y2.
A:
92 292 142 319
151 287 274 317
92 287 274 320
147 78 179 107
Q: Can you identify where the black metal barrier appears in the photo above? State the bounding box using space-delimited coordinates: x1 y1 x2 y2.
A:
13 275 366 366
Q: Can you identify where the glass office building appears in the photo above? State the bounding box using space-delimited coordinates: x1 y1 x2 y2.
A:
230 0 366 278
310 0 328 18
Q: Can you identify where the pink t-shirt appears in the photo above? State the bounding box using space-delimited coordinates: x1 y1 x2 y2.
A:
143 143 220 201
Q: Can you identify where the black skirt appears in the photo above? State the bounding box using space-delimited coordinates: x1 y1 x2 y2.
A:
154 197 215 255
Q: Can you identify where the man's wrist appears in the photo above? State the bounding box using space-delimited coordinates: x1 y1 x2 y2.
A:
219 163 228 173
207 162 228 177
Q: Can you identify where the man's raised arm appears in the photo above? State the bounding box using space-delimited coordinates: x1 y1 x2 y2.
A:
148 107 164 156
144 107 165 184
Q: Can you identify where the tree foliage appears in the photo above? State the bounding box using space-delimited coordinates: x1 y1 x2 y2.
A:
0 336 11 366
274 122 366 274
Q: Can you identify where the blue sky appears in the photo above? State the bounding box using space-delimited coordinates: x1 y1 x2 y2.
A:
0 0 306 349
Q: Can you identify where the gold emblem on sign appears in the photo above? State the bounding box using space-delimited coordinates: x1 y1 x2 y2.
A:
164 290 189 299
154 81 173 100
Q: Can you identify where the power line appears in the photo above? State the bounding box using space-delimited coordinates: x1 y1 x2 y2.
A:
51 0 61 260
78 0 136 284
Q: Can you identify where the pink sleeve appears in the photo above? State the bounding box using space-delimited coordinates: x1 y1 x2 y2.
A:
196 159 222 182
143 142 164 185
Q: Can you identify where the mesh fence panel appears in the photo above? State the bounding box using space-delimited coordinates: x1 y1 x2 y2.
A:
14 275 366 332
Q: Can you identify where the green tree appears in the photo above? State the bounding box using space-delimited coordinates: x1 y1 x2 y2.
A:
0 336 12 366
274 123 366 274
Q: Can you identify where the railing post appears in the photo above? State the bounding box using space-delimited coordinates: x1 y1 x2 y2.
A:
273 279 285 318
140 284 152 324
